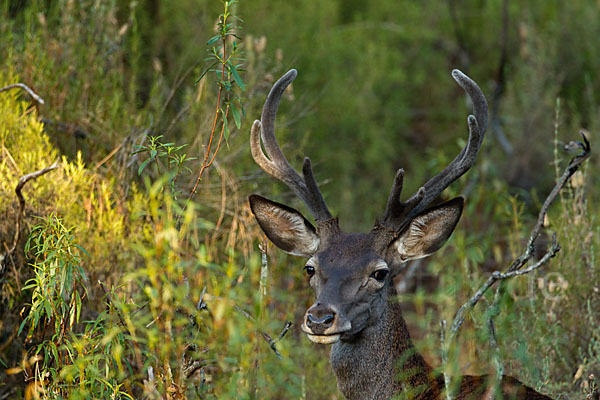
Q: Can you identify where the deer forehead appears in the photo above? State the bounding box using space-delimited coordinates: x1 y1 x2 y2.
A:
312 233 387 273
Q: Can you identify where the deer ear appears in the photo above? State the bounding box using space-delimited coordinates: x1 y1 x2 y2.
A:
249 194 320 257
392 197 464 262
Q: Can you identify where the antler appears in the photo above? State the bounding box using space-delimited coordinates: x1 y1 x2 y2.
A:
380 69 488 232
251 70 333 222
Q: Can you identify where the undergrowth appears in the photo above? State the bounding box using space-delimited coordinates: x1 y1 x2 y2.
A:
0 0 599 399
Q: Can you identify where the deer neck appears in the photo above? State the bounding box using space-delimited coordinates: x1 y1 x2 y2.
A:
329 297 440 400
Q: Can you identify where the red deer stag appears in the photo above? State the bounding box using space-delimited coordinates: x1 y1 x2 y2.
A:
249 69 552 400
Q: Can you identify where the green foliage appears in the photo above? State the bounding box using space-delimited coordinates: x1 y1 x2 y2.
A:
192 0 247 190
20 215 87 343
132 135 196 196
1 0 599 399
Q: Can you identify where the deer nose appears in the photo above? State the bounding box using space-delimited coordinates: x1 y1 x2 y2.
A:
307 313 335 325
306 304 336 334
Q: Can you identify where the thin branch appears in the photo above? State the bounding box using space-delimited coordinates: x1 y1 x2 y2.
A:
480 236 562 395
440 132 590 392
260 321 293 359
0 83 45 105
447 132 589 339
1 162 60 274
233 304 291 360
507 132 590 273
485 284 504 397
12 161 60 253
189 36 228 200
94 141 124 170
440 320 452 400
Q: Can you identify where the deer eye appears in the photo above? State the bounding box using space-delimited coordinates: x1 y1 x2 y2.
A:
304 265 315 277
371 269 389 282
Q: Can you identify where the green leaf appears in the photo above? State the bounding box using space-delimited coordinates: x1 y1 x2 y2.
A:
150 149 157 158
69 299 76 327
229 62 246 91
73 244 90 258
22 283 37 290
18 318 28 336
44 299 52 319
206 34 221 45
50 342 59 365
138 158 152 175
231 104 242 129
195 62 219 84
75 291 82 323
221 109 230 142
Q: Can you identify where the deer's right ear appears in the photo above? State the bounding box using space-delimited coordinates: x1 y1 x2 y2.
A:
249 194 320 257
391 197 464 262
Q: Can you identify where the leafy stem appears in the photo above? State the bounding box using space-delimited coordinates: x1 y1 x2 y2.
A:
189 0 245 201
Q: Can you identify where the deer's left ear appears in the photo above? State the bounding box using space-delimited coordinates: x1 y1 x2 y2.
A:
391 197 464 262
249 194 320 257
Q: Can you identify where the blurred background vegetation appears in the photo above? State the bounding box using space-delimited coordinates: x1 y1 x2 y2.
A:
0 0 598 398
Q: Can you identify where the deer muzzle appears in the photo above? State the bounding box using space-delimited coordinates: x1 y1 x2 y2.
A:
301 303 351 344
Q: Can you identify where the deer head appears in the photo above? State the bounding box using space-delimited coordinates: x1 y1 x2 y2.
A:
249 69 487 345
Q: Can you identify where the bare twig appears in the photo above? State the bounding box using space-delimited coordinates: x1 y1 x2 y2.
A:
1 162 60 283
12 162 60 253
94 141 125 170
440 320 452 400
262 321 292 359
188 36 229 201
0 83 45 105
441 131 590 391
234 304 292 359
448 132 589 338
506 132 589 274
450 235 560 337
485 284 505 397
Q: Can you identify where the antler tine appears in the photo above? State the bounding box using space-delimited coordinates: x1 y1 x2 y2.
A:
251 70 332 221
380 69 488 230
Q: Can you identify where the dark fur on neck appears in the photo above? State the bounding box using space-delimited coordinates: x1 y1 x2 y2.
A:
329 298 552 400
330 300 441 400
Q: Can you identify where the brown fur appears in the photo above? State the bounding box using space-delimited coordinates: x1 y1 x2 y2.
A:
330 300 552 400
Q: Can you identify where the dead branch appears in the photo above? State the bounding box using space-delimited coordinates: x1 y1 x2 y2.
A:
441 132 590 399
1 162 60 283
0 83 45 105
234 304 292 360
439 320 451 400
449 132 589 337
